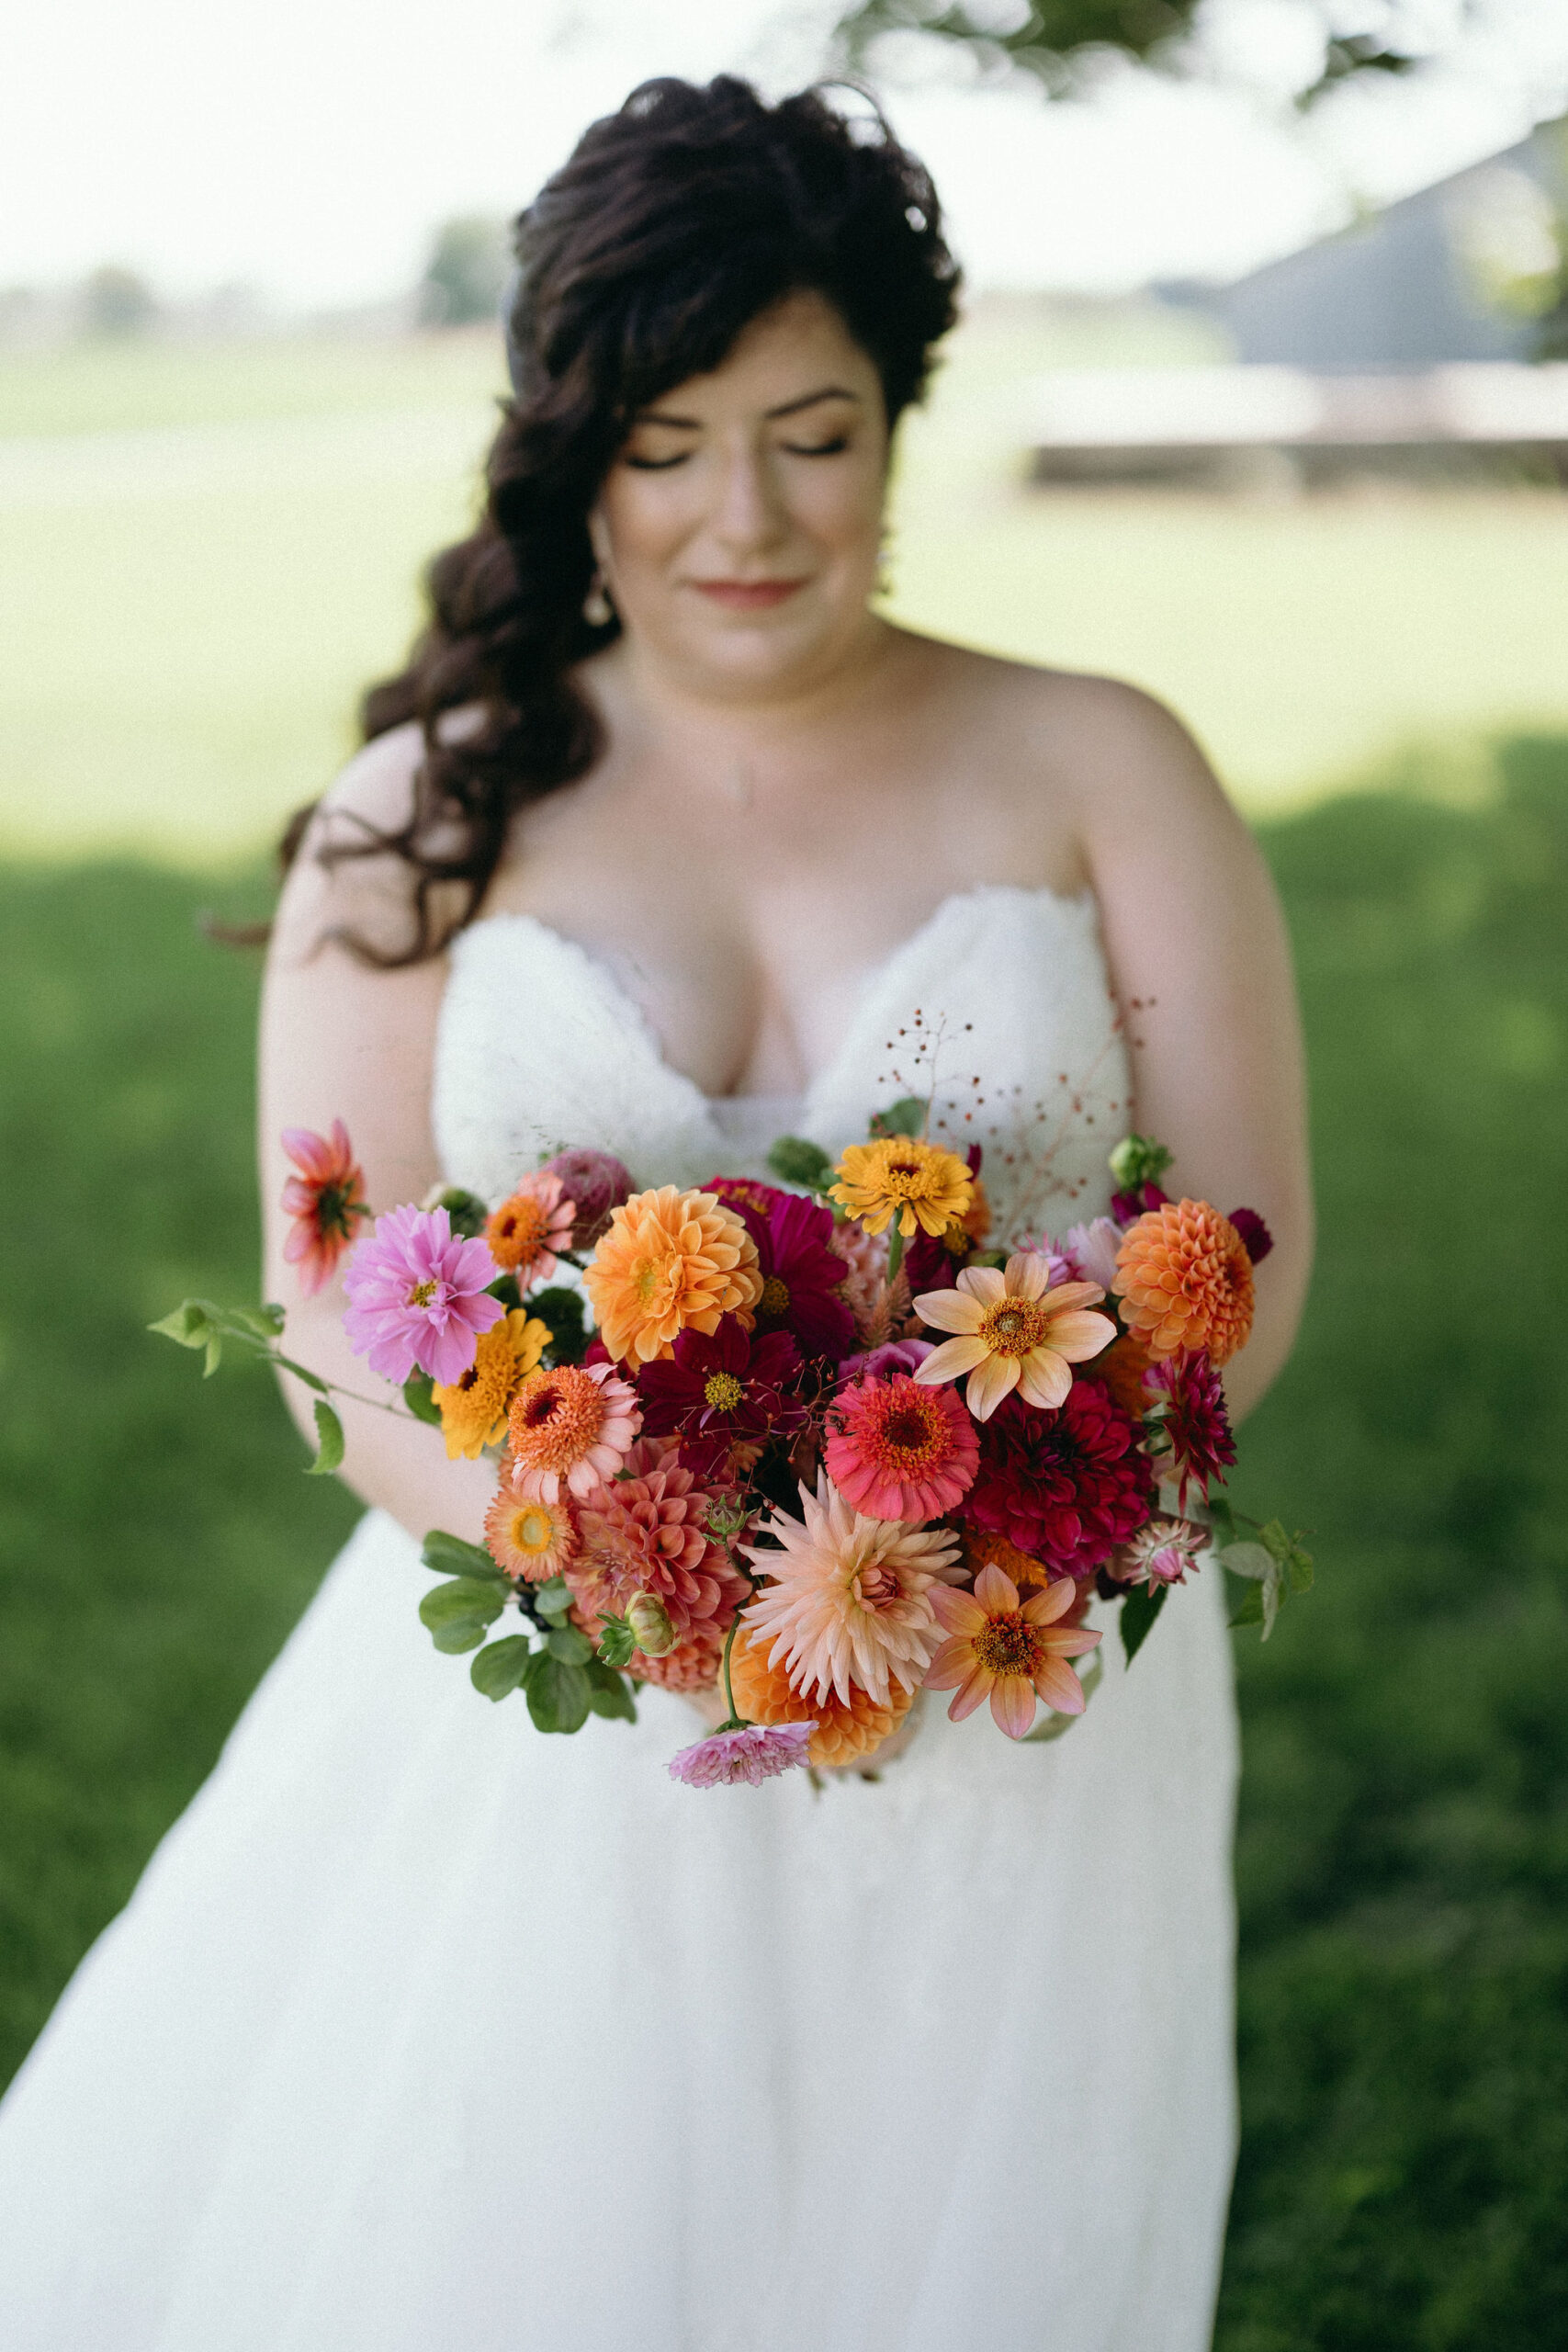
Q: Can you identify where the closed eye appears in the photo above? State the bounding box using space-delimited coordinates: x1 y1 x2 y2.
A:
782 435 850 457
622 450 691 470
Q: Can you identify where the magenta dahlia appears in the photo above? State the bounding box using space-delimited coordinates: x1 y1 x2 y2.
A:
707 1180 855 1362
962 1378 1155 1577
1145 1349 1236 1510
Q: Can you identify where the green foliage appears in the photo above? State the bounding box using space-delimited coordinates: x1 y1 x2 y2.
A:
402 1371 442 1427
417 1577 505 1655
1119 1578 1168 1661
304 1400 344 1477
766 1135 836 1193
469 1635 533 1702
1107 1132 1172 1192
595 1612 637 1669
530 1284 588 1366
867 1097 926 1140
430 1186 488 1238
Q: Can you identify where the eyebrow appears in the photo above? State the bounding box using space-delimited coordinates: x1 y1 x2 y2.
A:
631 385 863 429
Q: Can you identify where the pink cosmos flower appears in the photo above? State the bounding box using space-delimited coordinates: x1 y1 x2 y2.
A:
341 1204 502 1386
667 1721 817 1788
1062 1216 1123 1293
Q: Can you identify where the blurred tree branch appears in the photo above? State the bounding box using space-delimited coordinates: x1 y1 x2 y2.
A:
827 0 1449 109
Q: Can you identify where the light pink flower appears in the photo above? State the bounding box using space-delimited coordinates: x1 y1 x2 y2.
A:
913 1251 1117 1420
667 1721 817 1788
341 1204 502 1386
1111 1518 1208 1588
1063 1216 1123 1293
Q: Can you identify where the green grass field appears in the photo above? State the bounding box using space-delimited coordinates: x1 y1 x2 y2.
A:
1 747 1564 2344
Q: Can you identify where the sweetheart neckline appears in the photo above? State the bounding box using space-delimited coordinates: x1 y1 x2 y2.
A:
454 880 1098 1125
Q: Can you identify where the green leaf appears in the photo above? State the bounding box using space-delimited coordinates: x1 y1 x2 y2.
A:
305 1399 344 1475
596 1613 637 1669
469 1634 533 1701
584 1657 637 1723
419 1577 505 1654
766 1135 836 1192
433 1185 490 1238
885 1219 904 1287
1203 1492 1238 1547
525 1653 592 1735
1228 1583 1267 1631
1286 1538 1314 1595
402 1371 443 1426
223 1302 289 1342
1259 1518 1295 1566
1121 1580 1169 1664
272 1352 330 1395
530 1286 588 1365
1219 1541 1276 1581
148 1298 213 1349
486 1272 524 1309
546 1624 592 1665
421 1529 505 1583
202 1330 224 1377
533 1574 576 1625
1220 1541 1284 1639
869 1096 926 1140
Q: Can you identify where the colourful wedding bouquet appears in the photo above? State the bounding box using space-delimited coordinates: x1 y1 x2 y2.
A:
155 1103 1311 1788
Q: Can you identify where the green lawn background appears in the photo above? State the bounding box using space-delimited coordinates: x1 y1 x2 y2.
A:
1 323 1565 2346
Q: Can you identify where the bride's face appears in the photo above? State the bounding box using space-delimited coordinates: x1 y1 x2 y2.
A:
589 288 890 701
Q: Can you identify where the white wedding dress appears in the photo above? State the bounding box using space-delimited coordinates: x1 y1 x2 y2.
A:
0 885 1239 2351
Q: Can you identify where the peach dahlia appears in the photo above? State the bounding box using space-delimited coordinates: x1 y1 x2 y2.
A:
584 1185 762 1366
1112 1198 1255 1367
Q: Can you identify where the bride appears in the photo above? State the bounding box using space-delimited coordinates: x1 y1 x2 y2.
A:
0 75 1311 2351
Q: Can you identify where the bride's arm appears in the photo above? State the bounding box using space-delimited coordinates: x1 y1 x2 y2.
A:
1068 683 1314 1426
256 728 496 1545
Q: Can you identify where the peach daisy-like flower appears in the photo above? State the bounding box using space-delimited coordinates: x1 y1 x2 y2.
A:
484 1170 576 1293
483 1480 578 1582
741 1473 961 1709
1112 1198 1256 1367
585 1185 763 1366
728 1622 915 1768
926 1565 1102 1738
830 1136 975 1242
825 1372 978 1522
913 1251 1117 1420
431 1309 551 1459
505 1360 641 1502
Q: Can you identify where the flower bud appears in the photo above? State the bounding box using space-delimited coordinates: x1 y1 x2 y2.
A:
626 1590 677 1658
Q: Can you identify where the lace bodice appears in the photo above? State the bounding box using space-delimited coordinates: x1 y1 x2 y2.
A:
433 884 1132 1243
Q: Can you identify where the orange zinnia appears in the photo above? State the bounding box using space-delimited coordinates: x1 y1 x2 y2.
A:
926 1565 1101 1739
584 1185 762 1365
1112 1198 1255 1367
728 1623 914 1768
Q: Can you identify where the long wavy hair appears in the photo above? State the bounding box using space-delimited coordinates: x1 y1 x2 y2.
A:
288 75 960 965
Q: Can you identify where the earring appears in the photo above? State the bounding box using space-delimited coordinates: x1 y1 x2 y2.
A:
582 570 614 627
874 530 893 600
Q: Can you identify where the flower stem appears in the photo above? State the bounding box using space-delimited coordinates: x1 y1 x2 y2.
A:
886 1218 905 1287
719 1603 747 1728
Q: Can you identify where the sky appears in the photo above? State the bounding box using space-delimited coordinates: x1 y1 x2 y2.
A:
2 0 1567 309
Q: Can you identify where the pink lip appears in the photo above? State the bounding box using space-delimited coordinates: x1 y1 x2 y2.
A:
689 578 808 610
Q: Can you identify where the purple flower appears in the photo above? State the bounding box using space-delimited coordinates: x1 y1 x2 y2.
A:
839 1335 934 1383
1111 1178 1170 1227
341 1204 503 1386
1227 1206 1274 1265
541 1148 633 1249
667 1721 817 1788
1062 1216 1122 1292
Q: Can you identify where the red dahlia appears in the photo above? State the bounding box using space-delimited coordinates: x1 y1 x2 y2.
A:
962 1378 1155 1577
1145 1349 1235 1510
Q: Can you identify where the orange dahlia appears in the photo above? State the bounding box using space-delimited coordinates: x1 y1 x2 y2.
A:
483 1481 578 1581
1112 1198 1256 1367
829 1136 975 1241
432 1308 551 1459
584 1185 763 1365
1092 1331 1156 1419
728 1623 914 1767
960 1525 1051 1589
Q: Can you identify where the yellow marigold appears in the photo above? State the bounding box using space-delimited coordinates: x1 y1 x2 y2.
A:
728 1622 914 1768
584 1184 762 1366
1112 1198 1256 1367
829 1136 976 1241
432 1309 551 1459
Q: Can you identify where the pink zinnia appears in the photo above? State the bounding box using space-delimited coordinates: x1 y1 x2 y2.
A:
825 1372 979 1522
280 1120 370 1295
667 1721 817 1788
506 1360 642 1503
341 1204 502 1386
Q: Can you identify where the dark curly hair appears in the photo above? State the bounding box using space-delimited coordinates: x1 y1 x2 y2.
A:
291 74 960 964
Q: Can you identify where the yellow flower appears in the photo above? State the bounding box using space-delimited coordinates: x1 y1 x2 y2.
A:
829 1136 975 1241
584 1185 762 1365
432 1309 551 1459
913 1251 1116 1420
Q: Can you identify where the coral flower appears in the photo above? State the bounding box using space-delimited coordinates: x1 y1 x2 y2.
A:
342 1204 502 1386
1145 1349 1236 1509
742 1474 961 1709
626 1617 731 1695
825 1372 978 1522
483 1481 578 1582
926 1566 1102 1738
1112 1199 1256 1367
505 1360 641 1502
963 1380 1155 1577
667 1721 816 1788
484 1171 576 1292
280 1121 371 1295
568 1435 750 1645
432 1308 551 1458
585 1185 763 1366
636 1315 805 1478
914 1251 1116 1420
728 1623 915 1768
829 1136 975 1241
